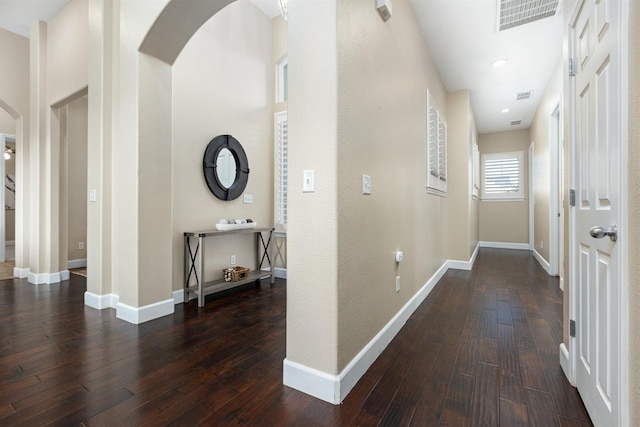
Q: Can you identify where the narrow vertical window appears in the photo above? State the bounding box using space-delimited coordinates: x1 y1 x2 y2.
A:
275 112 288 230
276 57 288 103
426 89 447 195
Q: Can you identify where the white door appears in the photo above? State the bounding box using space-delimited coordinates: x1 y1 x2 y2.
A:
571 0 624 425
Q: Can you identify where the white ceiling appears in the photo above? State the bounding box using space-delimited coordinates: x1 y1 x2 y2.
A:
0 0 562 134
410 0 564 134
0 0 69 37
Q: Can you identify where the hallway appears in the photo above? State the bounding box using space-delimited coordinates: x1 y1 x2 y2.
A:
0 249 591 425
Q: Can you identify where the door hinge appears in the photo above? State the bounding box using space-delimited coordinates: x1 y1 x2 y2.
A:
570 319 576 337
569 58 576 76
569 189 576 206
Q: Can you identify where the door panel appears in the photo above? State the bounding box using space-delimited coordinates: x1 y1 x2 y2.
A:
571 0 620 425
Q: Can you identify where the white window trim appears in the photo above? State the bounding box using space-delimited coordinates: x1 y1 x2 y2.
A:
426 89 447 196
274 111 288 232
276 56 288 104
481 150 525 201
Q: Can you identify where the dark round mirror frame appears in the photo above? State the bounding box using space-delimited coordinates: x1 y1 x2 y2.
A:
203 134 250 201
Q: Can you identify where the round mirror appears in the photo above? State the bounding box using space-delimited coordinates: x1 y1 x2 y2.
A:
203 135 249 201
216 148 236 189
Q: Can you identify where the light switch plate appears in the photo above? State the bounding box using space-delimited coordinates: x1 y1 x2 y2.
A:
243 194 253 204
303 170 315 192
89 189 97 202
362 175 372 195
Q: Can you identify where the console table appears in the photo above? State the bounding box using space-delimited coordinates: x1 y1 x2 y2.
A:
184 227 275 307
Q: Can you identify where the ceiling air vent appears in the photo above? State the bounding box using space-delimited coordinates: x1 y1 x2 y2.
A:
498 0 559 31
511 120 522 126
517 90 534 100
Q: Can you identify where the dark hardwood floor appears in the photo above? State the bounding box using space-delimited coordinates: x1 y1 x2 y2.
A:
0 249 591 426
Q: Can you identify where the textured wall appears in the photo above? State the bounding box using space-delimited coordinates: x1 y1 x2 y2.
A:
335 0 449 371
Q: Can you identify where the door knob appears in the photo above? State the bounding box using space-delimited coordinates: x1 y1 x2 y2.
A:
589 224 617 242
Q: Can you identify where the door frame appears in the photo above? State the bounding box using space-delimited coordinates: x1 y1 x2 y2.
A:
566 0 630 424
549 103 561 278
0 133 9 263
528 142 534 251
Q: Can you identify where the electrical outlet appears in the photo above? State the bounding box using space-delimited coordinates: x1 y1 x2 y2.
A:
540 241 544 249
395 276 400 293
78 242 84 250
230 255 236 265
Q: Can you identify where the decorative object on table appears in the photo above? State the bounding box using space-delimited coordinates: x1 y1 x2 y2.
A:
223 266 250 282
215 218 256 231
203 134 249 201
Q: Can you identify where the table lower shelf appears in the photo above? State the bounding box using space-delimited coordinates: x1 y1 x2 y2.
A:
185 270 272 302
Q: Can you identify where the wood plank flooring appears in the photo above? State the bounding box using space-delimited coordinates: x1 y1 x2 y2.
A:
0 248 591 426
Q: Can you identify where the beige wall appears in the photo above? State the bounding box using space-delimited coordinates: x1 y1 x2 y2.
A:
47 0 88 106
289 0 450 375
287 0 340 373
171 0 273 289
66 97 88 262
272 15 288 116
0 28 29 267
335 0 449 372
530 60 562 262
628 0 640 422
0 108 15 133
478 129 530 244
446 90 479 261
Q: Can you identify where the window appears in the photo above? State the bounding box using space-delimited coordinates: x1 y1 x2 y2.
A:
274 112 288 230
426 89 447 195
472 135 480 199
481 151 524 200
276 57 288 103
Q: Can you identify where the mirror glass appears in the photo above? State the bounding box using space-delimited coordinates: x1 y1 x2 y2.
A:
216 148 236 189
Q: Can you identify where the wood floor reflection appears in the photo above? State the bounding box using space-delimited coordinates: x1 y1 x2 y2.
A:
0 249 591 426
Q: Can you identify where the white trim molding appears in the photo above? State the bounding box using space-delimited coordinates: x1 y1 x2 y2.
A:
85 291 118 309
283 260 449 404
13 267 29 278
274 267 287 279
559 343 572 384
172 289 196 304
116 298 175 324
532 249 551 274
67 259 87 269
479 241 530 250
27 270 69 285
448 244 480 271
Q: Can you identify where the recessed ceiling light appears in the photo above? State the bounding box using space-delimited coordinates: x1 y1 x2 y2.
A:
501 108 510 113
491 59 508 68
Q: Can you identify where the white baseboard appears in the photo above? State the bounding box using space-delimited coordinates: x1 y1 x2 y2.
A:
84 291 118 309
283 260 449 404
533 249 551 274
448 243 480 271
67 259 87 269
27 270 69 285
560 343 573 385
283 359 340 403
274 267 287 279
116 298 175 324
172 289 197 304
479 241 530 250
13 267 29 278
